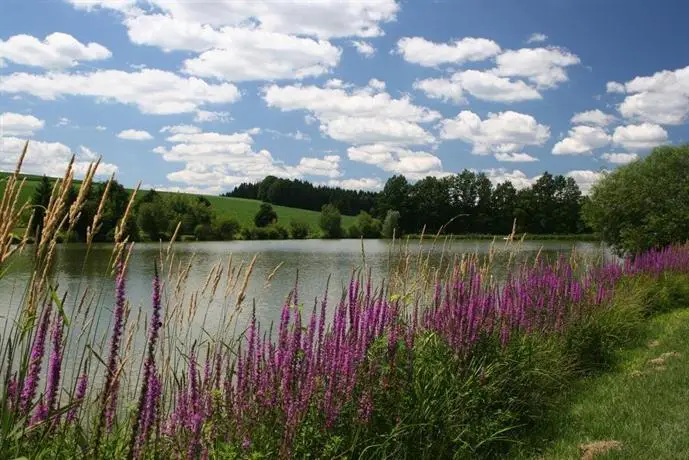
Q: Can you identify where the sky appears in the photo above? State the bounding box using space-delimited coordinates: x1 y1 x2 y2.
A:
1 0 689 195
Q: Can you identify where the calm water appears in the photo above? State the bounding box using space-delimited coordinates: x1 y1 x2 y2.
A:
0 239 608 329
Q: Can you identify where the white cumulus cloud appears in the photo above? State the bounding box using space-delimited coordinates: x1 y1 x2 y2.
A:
1 112 45 136
552 125 611 155
263 82 439 147
615 65 689 125
612 123 668 150
440 110 550 154
70 0 399 39
415 70 542 104
160 124 201 135
495 46 580 89
570 109 616 126
397 36 501 67
606 81 626 93
483 168 537 190
322 177 383 191
347 144 444 180
601 152 638 164
494 152 538 162
117 129 153 141
0 32 111 69
351 40 376 57
155 128 344 191
0 69 240 115
296 155 341 178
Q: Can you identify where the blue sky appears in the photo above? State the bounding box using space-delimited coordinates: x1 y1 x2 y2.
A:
2 0 688 194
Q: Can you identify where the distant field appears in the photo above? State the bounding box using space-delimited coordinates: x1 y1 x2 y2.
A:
0 172 357 233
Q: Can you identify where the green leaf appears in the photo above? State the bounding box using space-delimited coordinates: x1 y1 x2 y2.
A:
49 285 70 327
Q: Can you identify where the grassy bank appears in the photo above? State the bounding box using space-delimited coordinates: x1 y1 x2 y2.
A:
520 307 689 459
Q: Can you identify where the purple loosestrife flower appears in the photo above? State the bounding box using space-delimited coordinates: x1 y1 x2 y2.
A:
134 371 161 458
105 379 119 432
45 313 64 418
66 373 88 424
20 298 53 416
93 260 128 454
129 266 163 460
30 397 47 425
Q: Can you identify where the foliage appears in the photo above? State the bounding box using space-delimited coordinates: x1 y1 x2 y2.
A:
194 223 214 241
319 204 343 238
68 180 139 242
136 191 216 242
584 144 689 255
137 200 169 241
289 219 310 239
213 218 241 241
254 202 278 228
348 211 382 239
241 224 289 240
381 210 401 238
226 175 377 216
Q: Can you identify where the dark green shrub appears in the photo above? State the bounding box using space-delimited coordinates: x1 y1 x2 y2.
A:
347 224 361 239
213 218 241 240
194 223 214 241
254 202 277 227
290 220 310 239
319 204 342 238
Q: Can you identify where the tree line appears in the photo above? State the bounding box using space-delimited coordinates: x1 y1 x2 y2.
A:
225 176 377 216
27 168 591 243
226 171 591 237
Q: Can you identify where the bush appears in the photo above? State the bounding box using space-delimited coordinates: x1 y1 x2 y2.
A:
254 202 278 228
273 224 289 240
137 201 170 241
242 224 289 240
290 220 310 239
194 223 214 241
319 204 343 239
347 224 362 239
213 218 241 240
350 211 381 238
382 210 401 238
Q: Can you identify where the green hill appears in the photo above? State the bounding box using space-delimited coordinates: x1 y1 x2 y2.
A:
0 172 357 234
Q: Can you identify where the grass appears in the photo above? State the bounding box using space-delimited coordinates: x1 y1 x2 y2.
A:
520 308 689 459
187 193 357 230
0 171 357 233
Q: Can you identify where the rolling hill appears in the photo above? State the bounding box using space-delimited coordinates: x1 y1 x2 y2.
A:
0 172 357 234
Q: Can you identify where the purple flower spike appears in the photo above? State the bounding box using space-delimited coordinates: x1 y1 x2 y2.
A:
20 299 53 416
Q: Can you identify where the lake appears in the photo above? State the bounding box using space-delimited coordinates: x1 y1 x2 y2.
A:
0 239 609 329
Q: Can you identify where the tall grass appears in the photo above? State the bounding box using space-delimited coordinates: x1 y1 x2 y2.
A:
1 145 689 459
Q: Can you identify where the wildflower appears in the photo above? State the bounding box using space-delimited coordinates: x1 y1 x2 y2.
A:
20 299 53 416
66 373 88 424
45 313 64 418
